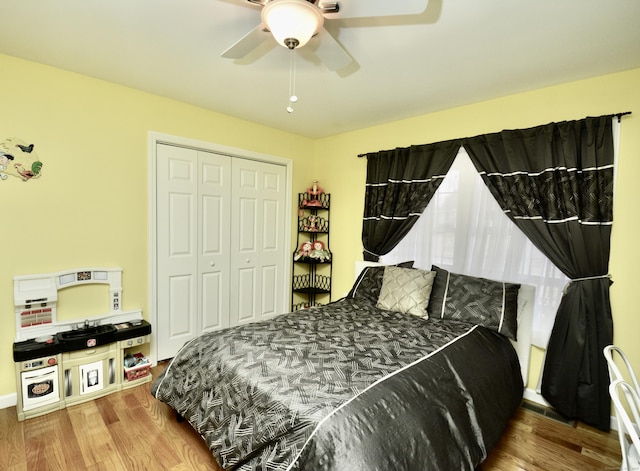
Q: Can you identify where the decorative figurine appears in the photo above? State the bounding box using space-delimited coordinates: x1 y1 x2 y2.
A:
294 241 313 261
308 180 323 197
302 180 324 207
308 241 331 262
304 214 318 232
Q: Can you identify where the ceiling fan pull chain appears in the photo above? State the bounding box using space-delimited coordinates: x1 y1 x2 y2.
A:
287 48 298 113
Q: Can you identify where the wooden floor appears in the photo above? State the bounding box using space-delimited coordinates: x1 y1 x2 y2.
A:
0 365 622 471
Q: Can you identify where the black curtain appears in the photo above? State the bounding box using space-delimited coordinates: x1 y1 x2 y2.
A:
463 116 615 430
361 140 461 261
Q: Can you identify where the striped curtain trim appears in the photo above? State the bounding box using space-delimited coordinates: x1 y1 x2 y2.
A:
363 213 422 221
366 175 447 187
365 212 613 225
479 164 614 178
507 212 613 225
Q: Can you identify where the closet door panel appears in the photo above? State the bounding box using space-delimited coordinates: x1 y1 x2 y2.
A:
156 145 199 360
199 152 232 333
200 192 225 332
232 189 259 324
259 169 286 318
230 159 287 325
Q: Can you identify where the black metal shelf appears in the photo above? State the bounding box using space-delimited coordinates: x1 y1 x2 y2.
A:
292 273 332 293
293 288 331 295
292 192 332 311
299 192 330 210
297 214 329 233
293 257 332 264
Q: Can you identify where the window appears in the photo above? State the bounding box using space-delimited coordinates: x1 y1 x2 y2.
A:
380 148 568 348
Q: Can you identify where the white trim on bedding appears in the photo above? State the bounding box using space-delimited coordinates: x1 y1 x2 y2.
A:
286 322 482 471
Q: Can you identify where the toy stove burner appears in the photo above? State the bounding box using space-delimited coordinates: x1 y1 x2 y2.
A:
13 336 62 362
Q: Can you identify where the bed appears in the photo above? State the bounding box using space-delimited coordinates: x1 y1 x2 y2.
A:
152 263 532 470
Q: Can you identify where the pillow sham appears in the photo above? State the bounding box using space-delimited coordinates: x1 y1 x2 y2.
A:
347 261 414 304
376 266 435 318
428 265 520 340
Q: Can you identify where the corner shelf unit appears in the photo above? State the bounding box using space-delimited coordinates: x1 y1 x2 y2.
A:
291 192 332 311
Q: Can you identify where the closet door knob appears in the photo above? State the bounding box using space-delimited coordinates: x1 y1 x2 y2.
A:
246 258 251 263
210 262 215 267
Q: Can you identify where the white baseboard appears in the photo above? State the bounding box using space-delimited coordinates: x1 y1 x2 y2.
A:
523 387 551 407
0 392 17 410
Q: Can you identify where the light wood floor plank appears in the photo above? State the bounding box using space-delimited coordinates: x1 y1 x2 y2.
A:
0 408 26 470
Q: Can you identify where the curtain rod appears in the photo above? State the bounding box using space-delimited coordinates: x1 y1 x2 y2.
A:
357 111 633 158
615 111 632 122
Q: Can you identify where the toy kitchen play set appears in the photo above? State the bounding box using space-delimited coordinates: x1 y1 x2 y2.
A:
12 267 152 421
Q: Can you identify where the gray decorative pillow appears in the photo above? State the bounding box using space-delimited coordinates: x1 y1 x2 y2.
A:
347 261 414 304
428 265 520 340
376 266 436 318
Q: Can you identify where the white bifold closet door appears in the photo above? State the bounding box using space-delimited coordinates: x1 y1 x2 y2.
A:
156 143 287 360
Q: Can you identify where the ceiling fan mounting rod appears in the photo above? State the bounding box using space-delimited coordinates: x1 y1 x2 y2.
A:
316 2 339 14
247 0 339 13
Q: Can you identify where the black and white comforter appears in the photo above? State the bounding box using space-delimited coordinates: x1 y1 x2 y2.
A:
152 298 523 470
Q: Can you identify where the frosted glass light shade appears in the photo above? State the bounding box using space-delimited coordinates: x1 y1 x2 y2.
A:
262 0 324 49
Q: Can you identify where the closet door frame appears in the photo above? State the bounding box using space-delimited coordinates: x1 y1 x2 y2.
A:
148 131 293 364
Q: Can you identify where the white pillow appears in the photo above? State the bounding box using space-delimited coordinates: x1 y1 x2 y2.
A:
376 266 436 318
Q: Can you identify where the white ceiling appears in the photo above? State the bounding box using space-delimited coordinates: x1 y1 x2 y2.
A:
1 0 639 139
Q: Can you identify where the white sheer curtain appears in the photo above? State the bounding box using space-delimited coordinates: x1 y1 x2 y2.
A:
380 148 568 348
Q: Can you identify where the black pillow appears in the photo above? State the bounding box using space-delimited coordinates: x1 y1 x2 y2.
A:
428 265 520 340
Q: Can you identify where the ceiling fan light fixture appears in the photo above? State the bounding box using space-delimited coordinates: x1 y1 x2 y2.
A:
262 0 324 49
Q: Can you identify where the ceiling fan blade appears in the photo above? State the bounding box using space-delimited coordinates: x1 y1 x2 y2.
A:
322 0 429 19
313 28 352 71
221 23 269 59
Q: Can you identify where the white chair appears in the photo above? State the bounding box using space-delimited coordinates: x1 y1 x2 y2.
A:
604 346 640 470
609 380 640 470
604 345 640 396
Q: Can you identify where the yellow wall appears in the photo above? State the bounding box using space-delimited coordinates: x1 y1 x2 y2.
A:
2 50 638 403
0 53 313 397
313 68 640 391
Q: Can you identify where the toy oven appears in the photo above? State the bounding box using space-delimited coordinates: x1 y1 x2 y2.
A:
20 358 60 411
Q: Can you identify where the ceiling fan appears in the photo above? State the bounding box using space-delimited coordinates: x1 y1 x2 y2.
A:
221 0 429 71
